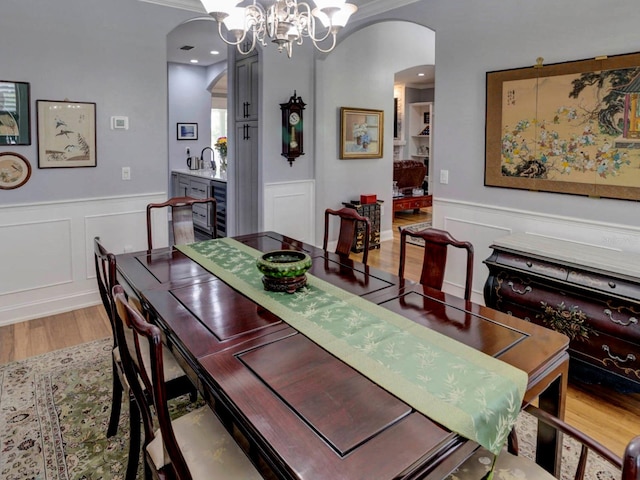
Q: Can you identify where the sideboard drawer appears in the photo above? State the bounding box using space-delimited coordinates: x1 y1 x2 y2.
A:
567 269 640 302
571 331 640 384
493 251 568 281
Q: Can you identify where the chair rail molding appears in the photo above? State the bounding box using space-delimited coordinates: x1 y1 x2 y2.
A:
0 193 168 327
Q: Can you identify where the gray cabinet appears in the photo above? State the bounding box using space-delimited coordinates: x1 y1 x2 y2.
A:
171 171 227 237
235 52 259 122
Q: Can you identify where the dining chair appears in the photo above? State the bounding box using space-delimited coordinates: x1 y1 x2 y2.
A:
112 284 264 480
398 227 474 300
323 207 372 265
146 196 217 250
447 404 640 480
94 237 197 480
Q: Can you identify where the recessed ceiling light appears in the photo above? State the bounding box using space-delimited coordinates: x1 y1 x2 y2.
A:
190 59 199 64
210 50 220 55
417 73 425 77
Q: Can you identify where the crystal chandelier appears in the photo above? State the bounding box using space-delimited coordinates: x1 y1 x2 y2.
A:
199 0 357 58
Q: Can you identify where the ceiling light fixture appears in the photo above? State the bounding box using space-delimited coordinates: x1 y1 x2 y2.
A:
190 59 199 63
199 0 357 58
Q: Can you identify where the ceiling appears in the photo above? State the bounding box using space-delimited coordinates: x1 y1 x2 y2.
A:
163 0 433 88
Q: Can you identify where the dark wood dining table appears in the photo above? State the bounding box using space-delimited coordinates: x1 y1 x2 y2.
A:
115 231 570 480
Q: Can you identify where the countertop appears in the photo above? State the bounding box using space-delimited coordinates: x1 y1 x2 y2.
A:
172 169 227 182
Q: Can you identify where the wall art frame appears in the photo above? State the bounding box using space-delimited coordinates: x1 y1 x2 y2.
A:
177 122 198 140
0 152 32 189
486 52 640 201
37 100 96 168
0 80 31 145
340 107 384 159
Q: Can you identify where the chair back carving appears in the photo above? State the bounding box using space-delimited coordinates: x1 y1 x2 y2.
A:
146 196 217 250
323 207 371 265
399 227 474 300
94 237 118 345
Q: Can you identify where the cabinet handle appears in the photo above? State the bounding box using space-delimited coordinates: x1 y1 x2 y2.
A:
507 281 532 295
603 309 638 327
526 261 533 268
608 281 616 289
244 102 249 118
602 345 636 363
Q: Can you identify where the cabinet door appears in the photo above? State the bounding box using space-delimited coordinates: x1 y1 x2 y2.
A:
235 122 259 235
235 53 259 121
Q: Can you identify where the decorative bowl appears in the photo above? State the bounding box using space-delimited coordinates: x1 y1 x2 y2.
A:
256 250 312 293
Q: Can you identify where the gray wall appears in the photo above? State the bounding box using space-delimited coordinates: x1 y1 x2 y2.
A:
0 0 191 204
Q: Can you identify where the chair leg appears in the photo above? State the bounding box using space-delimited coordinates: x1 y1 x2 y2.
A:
125 394 141 480
106 358 123 438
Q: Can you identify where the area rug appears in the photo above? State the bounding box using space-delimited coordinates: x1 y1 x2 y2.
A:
0 339 620 480
398 220 432 246
0 338 197 480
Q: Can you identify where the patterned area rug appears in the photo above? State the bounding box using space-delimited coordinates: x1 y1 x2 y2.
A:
0 339 620 480
0 338 196 480
398 220 432 246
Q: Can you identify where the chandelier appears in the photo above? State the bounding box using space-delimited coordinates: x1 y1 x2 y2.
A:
199 0 357 58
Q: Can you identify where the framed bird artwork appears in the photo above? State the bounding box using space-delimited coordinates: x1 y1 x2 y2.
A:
36 100 96 168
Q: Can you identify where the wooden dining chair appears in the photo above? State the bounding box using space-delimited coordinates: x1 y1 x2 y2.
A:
399 227 474 300
447 404 640 480
146 196 217 250
112 284 263 480
94 237 197 480
323 207 372 265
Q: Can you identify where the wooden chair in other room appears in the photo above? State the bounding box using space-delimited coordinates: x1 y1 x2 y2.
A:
398 227 474 300
446 404 640 480
323 207 372 265
112 284 263 480
146 196 217 250
94 237 197 480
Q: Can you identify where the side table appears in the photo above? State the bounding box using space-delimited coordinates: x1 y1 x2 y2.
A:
342 201 383 253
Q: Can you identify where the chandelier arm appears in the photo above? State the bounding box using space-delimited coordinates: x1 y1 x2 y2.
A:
237 32 258 55
311 32 337 53
217 21 248 47
298 2 333 43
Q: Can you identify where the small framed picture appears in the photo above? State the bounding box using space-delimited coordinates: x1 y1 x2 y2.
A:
37 100 97 168
0 80 31 145
340 107 384 159
0 152 32 189
177 122 198 140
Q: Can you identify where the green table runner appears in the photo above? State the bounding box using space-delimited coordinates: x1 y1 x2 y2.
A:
176 238 528 455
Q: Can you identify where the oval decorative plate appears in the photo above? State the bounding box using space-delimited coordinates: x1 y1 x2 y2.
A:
0 152 32 189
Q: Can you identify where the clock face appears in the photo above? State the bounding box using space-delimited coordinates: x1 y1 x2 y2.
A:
289 112 300 126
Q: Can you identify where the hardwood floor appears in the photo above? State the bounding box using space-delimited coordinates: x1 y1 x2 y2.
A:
1 208 638 458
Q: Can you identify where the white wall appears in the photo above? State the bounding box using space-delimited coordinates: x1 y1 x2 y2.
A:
0 0 192 325
314 21 435 246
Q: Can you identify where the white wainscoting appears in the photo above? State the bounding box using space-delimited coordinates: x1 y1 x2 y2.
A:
264 180 315 245
432 198 640 304
0 193 167 326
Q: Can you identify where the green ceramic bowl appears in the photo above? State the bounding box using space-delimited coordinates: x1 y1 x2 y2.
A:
256 250 312 279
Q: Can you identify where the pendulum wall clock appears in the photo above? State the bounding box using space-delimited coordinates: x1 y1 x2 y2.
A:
280 91 305 166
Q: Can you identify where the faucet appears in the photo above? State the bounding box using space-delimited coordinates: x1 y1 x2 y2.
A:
200 147 215 170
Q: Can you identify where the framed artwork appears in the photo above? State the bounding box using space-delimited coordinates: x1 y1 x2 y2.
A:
0 152 31 189
340 107 384 159
177 122 198 140
486 52 640 200
0 80 30 145
37 100 96 168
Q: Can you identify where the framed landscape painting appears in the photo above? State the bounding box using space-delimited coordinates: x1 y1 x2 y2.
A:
37 100 96 168
485 52 640 200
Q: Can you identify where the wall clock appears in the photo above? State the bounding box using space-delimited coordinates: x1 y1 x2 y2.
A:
280 91 305 166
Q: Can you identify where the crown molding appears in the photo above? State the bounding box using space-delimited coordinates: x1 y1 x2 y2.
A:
137 0 422 18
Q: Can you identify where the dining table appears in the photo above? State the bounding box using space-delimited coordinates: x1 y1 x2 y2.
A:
115 231 570 480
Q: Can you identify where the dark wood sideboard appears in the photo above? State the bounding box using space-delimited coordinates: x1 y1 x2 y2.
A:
484 233 640 392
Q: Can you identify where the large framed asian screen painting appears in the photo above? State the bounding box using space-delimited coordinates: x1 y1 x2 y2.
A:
486 52 640 200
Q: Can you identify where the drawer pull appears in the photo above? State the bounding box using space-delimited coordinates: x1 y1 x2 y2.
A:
608 281 616 289
603 309 638 327
526 261 533 268
602 345 636 363
507 281 532 295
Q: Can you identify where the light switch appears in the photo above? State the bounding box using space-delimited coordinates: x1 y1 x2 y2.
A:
122 167 131 180
440 169 449 184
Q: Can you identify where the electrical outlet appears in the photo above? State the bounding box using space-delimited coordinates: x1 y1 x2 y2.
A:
122 167 131 180
186 147 190 156
440 169 449 184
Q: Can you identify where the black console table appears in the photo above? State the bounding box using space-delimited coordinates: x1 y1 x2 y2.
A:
484 233 640 391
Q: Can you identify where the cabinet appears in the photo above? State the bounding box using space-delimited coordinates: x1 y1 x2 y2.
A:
171 171 227 237
484 233 640 391
408 102 432 193
235 52 259 122
342 201 383 253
